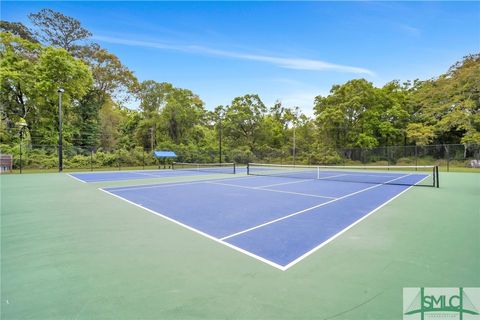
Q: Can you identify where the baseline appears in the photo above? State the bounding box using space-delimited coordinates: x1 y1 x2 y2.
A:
98 188 287 270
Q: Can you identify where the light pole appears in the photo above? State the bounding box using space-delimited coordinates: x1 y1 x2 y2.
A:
218 109 224 164
293 125 296 166
291 108 299 166
16 119 28 174
57 88 64 172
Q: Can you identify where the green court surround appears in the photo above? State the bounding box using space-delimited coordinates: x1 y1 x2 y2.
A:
1 172 479 319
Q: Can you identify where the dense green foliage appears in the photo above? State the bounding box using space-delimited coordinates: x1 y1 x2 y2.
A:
1 9 479 168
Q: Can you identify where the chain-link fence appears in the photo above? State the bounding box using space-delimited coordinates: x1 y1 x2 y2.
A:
338 144 480 170
250 144 480 171
0 144 225 172
0 143 479 173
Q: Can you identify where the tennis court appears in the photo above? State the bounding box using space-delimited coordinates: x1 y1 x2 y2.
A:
69 162 238 183
99 165 436 270
2 164 478 319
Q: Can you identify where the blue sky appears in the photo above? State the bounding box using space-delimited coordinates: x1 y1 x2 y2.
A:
2 1 479 115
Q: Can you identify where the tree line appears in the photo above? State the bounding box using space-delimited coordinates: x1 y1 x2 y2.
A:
1 9 479 164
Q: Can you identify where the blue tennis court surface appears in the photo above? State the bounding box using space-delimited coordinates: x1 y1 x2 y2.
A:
69 167 243 183
101 171 429 270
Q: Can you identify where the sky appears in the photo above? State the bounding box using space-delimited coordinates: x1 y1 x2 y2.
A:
2 1 480 115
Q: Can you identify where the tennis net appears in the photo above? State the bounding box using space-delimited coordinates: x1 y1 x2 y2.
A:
172 162 236 174
247 163 439 187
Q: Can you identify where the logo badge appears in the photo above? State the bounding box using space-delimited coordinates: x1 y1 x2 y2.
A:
404 288 480 319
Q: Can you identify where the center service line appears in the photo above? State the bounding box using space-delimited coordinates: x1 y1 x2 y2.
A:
220 174 412 241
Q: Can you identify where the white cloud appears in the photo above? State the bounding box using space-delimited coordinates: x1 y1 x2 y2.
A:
94 35 375 76
398 24 421 37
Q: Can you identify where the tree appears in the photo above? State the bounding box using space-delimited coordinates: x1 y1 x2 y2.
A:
223 94 267 150
159 88 205 144
292 114 317 158
0 21 38 43
137 81 173 114
98 98 123 151
412 54 480 145
71 90 103 147
76 44 138 102
268 102 299 147
1 32 93 145
28 9 91 52
314 79 416 150
117 108 142 150
1 32 41 141
2 8 479 167
135 81 206 148
406 123 435 146
374 81 412 146
32 47 93 145
135 81 173 149
72 44 139 147
314 79 382 148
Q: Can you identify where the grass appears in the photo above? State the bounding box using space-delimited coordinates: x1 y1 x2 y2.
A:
1 170 478 319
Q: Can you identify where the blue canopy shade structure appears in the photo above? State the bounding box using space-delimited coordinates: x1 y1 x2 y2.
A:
153 150 177 158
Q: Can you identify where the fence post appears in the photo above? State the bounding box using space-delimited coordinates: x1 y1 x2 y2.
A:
415 145 418 170
142 149 145 170
387 146 390 167
90 149 93 171
446 145 450 172
387 146 390 170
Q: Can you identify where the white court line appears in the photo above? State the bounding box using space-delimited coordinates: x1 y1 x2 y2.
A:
254 173 348 188
207 181 337 200
281 174 431 270
220 174 413 241
86 172 236 183
67 168 168 175
337 173 398 178
133 170 229 177
68 171 166 183
108 180 213 192
99 172 427 271
317 173 350 180
98 188 287 271
255 179 312 188
66 173 87 183
104 175 261 192
259 188 336 199
69 168 239 183
132 171 173 177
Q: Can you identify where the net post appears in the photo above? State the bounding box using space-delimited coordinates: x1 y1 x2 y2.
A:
415 145 418 170
233 163 236 174
446 145 450 172
435 165 439 188
432 165 435 187
247 163 250 175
